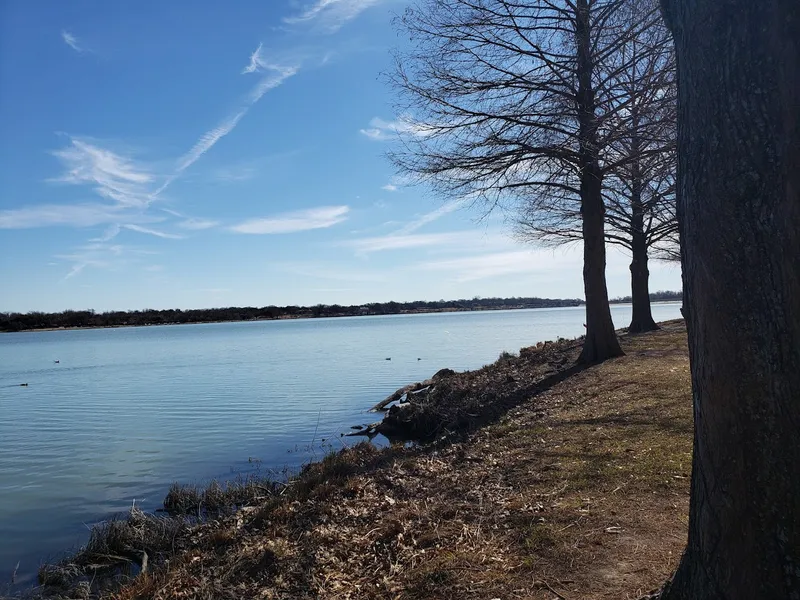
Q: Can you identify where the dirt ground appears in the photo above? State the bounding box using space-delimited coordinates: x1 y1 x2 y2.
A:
99 321 691 600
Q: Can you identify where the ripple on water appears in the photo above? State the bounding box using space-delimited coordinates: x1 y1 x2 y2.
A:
0 304 683 584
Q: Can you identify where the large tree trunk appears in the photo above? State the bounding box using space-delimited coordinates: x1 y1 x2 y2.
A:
576 0 624 364
628 151 659 333
660 0 800 598
629 231 658 333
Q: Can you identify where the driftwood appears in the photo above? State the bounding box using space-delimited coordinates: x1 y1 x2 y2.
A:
370 381 433 412
346 403 419 440
345 421 384 438
369 368 456 412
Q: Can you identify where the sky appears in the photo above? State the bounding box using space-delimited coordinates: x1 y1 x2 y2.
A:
0 0 681 313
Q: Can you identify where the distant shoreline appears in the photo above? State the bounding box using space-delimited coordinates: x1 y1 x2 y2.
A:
1 300 682 334
4 304 577 333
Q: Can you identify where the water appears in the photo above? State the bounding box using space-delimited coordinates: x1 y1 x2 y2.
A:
0 303 681 584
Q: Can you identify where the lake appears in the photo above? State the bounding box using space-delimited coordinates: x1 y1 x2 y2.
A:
0 303 682 584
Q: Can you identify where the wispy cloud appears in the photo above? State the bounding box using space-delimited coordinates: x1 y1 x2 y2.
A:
343 231 471 253
51 138 154 208
242 43 265 74
64 264 87 279
177 218 218 230
380 174 414 192
56 242 142 280
90 224 121 242
247 64 298 102
172 110 248 177
277 261 387 283
61 30 83 53
284 0 384 32
230 205 350 234
122 224 184 239
396 200 465 235
0 203 149 229
360 117 434 141
340 200 466 254
212 163 258 182
417 250 578 282
0 138 167 237
210 150 303 183
155 62 298 196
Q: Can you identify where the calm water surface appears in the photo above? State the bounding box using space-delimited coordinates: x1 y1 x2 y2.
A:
0 303 681 583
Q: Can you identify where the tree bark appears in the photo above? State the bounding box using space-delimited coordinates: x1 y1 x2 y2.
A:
660 0 800 598
629 232 658 333
576 0 624 364
629 147 659 333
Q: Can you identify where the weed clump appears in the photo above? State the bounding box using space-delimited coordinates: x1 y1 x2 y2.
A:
36 507 187 594
163 474 280 517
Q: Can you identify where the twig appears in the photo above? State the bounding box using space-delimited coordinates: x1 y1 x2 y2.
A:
139 551 148 574
310 409 322 456
536 579 571 600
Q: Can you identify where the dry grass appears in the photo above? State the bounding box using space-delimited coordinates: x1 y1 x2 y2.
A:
34 508 188 596
163 473 282 517
34 320 692 600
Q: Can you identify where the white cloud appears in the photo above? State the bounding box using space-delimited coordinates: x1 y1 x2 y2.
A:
64 264 86 279
284 0 384 32
172 109 248 177
56 242 138 280
277 261 387 283
242 43 265 74
359 117 435 141
247 65 298 103
417 250 579 282
122 224 184 239
155 63 298 196
0 138 171 236
341 199 466 254
51 138 154 209
396 199 465 235
212 164 257 182
90 223 121 242
177 218 218 230
0 203 145 229
380 174 416 192
230 205 350 234
343 231 471 253
61 30 83 53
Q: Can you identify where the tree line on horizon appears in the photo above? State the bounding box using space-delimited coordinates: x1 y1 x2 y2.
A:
0 291 682 332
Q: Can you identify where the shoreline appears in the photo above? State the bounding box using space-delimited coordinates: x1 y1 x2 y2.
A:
25 320 690 599
1 301 681 334
2 305 578 334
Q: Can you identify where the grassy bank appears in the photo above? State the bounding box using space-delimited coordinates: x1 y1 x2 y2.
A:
30 321 691 599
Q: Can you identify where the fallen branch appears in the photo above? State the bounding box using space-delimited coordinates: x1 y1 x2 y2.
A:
370 380 434 412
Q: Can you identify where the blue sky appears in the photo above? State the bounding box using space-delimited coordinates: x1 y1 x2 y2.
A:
0 0 680 313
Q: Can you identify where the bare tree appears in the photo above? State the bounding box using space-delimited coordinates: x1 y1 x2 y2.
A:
390 0 667 362
516 0 678 333
659 0 800 597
